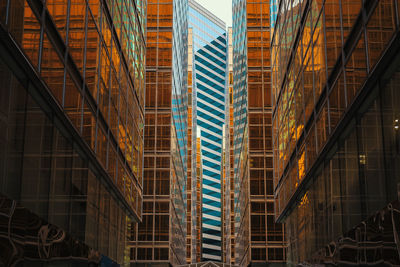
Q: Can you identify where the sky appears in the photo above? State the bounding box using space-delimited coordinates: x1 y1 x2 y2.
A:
195 0 232 27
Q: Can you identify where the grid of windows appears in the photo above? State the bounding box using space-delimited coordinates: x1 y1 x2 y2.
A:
272 0 399 217
187 28 201 263
271 0 400 264
0 0 146 264
233 1 286 266
130 0 173 263
246 0 285 263
171 0 189 264
129 0 188 265
2 0 145 219
232 0 250 266
0 62 128 263
285 52 400 265
222 27 235 265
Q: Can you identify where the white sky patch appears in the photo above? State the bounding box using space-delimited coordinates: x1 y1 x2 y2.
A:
195 0 232 27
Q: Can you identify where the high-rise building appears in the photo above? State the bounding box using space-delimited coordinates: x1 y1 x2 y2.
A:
187 26 195 264
128 0 188 266
232 0 286 266
223 26 235 266
188 0 227 262
0 0 145 265
232 1 250 266
271 0 400 264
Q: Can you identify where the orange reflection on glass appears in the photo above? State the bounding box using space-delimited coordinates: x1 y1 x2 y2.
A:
312 16 326 100
69 0 86 72
158 3 173 27
341 0 362 40
298 147 305 182
46 0 68 41
324 0 341 72
158 42 172 66
247 2 261 27
85 13 99 98
22 2 40 68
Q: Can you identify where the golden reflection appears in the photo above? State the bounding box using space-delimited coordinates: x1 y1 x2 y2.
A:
46 0 68 41
158 3 173 27
299 192 309 207
298 148 305 182
247 2 261 27
21 3 41 68
69 0 86 72
86 13 99 97
324 0 341 72
341 0 362 40
312 14 326 100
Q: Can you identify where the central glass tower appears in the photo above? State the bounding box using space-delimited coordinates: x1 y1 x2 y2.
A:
188 0 227 262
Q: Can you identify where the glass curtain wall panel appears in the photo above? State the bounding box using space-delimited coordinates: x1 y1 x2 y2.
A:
0 0 146 264
129 0 188 266
271 0 400 264
232 0 286 266
232 0 250 266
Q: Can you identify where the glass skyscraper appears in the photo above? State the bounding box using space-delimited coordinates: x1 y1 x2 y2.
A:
232 1 249 265
272 0 400 265
129 0 188 266
0 0 146 265
232 0 286 266
188 0 227 262
187 27 195 263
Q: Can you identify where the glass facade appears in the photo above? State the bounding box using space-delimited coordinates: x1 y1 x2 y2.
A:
232 0 286 266
171 0 189 264
271 0 400 264
222 27 235 265
232 0 250 266
0 0 145 265
246 0 286 264
129 0 188 265
187 27 195 263
188 0 227 262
